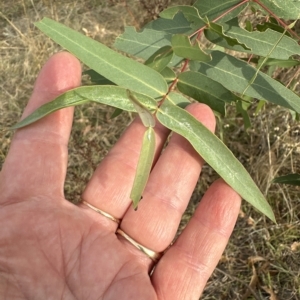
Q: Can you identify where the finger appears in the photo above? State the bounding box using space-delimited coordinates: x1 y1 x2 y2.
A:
81 117 170 220
0 52 81 202
152 179 241 300
119 103 216 253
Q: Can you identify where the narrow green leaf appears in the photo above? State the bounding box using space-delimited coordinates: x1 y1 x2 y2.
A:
171 34 211 62
178 71 240 115
256 21 291 36
145 46 174 72
110 108 123 119
127 90 155 127
83 70 115 85
191 51 300 113
236 100 251 129
11 86 158 130
160 67 176 83
261 58 300 68
205 24 300 59
245 20 253 32
272 174 300 186
156 99 275 222
242 27 287 95
206 21 251 50
144 11 193 34
259 0 300 20
290 110 300 121
159 5 206 28
193 0 248 23
114 27 183 67
130 127 156 209
166 92 191 109
114 27 170 60
255 100 266 115
35 18 167 98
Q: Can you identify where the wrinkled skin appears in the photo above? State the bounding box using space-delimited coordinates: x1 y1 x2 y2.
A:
0 52 241 300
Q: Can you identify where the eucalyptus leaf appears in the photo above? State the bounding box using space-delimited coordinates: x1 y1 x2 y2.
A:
259 0 300 19
272 174 300 186
35 18 167 98
261 58 300 68
177 71 239 115
256 21 291 36
159 5 206 28
156 99 275 222
144 11 194 34
83 70 115 85
236 100 251 129
206 21 251 50
191 51 300 113
166 91 191 109
255 100 266 115
193 0 248 23
110 108 123 119
130 127 156 209
127 90 155 127
171 34 211 62
160 67 176 83
145 46 174 72
11 86 158 130
205 24 300 59
114 27 183 67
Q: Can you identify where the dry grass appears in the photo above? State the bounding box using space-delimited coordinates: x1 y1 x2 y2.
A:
1 1 300 299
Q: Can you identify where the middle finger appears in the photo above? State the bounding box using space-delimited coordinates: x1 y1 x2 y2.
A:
120 103 216 253
81 117 170 223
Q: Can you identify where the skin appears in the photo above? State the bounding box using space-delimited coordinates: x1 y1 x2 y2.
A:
0 52 241 300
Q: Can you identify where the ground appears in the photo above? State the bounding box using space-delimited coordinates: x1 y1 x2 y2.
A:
0 1 300 299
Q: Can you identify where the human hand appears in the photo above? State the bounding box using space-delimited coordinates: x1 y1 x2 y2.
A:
0 52 241 300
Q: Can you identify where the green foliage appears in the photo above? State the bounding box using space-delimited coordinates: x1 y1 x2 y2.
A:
11 86 158 130
156 97 275 222
144 46 174 72
273 174 300 186
171 34 211 61
35 18 168 98
259 0 300 19
190 51 300 112
12 0 300 222
131 127 156 210
177 71 239 115
205 20 300 59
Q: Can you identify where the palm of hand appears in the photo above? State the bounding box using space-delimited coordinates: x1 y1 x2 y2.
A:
0 52 240 300
1 197 156 299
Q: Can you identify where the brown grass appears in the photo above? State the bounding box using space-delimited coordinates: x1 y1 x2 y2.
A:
1 1 300 299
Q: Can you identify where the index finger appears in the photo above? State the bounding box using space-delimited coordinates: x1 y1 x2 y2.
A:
0 52 81 202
